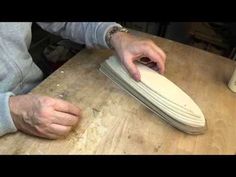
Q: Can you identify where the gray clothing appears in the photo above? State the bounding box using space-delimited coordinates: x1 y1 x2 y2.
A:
0 22 121 136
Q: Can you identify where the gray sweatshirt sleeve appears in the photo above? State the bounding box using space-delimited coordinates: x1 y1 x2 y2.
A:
37 22 122 48
0 92 17 136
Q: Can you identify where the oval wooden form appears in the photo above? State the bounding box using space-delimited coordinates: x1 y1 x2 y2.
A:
100 56 207 134
137 63 206 128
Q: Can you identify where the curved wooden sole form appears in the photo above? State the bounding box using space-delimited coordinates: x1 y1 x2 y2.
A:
100 56 207 134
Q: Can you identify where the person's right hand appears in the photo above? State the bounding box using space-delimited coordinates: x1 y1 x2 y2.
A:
9 94 81 139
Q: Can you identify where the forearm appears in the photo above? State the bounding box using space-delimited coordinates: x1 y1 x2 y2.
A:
37 22 122 48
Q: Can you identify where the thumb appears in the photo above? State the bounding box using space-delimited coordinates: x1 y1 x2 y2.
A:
123 59 141 81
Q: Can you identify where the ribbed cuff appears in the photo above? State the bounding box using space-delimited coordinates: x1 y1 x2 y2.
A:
0 92 17 136
96 22 122 48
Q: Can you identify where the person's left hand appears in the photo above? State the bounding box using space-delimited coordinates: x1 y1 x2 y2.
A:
110 32 166 81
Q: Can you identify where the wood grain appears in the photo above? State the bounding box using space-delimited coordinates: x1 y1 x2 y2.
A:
0 30 235 154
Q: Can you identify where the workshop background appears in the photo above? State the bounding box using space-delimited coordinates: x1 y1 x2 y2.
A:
29 22 236 79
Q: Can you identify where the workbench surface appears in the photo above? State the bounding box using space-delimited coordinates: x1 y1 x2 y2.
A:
0 31 235 154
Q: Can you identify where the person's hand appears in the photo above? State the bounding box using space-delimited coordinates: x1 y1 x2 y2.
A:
9 94 81 139
110 32 166 81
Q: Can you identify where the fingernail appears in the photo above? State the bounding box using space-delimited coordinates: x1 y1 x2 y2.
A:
160 69 165 75
134 73 141 81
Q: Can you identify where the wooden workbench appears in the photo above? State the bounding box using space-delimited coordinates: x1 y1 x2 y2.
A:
0 31 235 154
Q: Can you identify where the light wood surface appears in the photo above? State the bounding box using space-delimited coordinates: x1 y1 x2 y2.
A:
0 30 235 154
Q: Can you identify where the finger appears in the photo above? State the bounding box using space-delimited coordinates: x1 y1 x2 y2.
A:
53 99 81 116
52 111 79 126
21 122 65 140
142 46 165 74
28 129 61 140
42 132 61 140
123 58 141 81
49 124 72 137
147 41 166 61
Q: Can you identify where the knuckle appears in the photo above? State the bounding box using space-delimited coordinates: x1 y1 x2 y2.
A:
64 104 70 113
143 39 154 45
143 44 153 52
72 118 79 126
34 117 52 132
66 128 72 134
37 109 51 119
141 41 149 48
48 134 60 140
76 108 81 116
35 125 47 135
38 109 45 116
39 96 54 107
